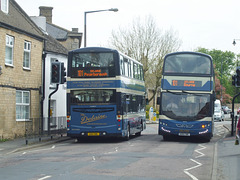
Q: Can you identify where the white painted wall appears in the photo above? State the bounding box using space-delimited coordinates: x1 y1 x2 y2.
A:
43 52 67 130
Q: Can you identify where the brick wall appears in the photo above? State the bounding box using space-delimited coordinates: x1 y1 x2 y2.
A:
0 28 43 139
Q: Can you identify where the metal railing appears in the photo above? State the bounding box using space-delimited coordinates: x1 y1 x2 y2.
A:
25 116 67 144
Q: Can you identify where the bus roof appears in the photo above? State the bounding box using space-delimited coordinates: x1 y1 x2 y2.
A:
165 51 212 60
69 47 143 66
70 47 118 53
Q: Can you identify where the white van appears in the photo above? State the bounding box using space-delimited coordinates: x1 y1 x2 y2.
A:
214 99 221 110
214 99 224 121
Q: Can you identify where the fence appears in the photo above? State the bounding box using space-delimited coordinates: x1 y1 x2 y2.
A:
25 116 67 144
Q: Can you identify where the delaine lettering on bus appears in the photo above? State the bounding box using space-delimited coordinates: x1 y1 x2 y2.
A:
80 114 107 124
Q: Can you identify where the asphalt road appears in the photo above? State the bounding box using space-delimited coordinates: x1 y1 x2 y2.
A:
0 120 235 180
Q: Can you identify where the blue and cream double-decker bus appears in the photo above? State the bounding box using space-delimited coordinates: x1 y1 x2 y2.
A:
158 51 215 141
66 47 146 141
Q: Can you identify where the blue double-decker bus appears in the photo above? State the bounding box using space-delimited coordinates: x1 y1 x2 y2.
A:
66 47 146 141
158 51 215 142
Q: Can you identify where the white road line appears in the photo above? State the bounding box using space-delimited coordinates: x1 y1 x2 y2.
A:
211 142 218 180
38 175 52 180
104 147 119 154
195 144 206 158
184 159 202 180
184 144 206 180
21 145 56 155
92 156 96 162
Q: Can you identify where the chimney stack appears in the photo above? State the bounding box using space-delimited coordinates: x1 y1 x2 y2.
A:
72 28 79 33
39 6 53 24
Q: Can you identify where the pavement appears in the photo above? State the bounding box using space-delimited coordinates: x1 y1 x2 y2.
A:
0 134 70 155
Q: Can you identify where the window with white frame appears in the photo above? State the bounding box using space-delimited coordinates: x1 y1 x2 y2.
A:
5 35 14 65
23 41 31 69
1 0 9 13
16 90 30 121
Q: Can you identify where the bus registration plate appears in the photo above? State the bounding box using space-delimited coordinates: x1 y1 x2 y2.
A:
178 133 190 136
88 132 100 136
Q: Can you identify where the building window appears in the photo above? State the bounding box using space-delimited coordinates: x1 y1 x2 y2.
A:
16 91 30 121
1 0 9 13
23 41 31 69
5 35 14 66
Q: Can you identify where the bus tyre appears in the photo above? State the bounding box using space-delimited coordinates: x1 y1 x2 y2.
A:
135 122 143 136
135 131 141 136
163 135 170 141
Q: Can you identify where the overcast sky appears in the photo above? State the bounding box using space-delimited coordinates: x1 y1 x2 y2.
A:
15 0 240 54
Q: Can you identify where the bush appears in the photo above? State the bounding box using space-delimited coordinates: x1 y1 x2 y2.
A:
146 105 151 111
146 110 149 119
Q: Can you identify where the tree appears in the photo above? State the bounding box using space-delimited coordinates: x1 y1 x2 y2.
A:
196 48 235 77
197 48 235 104
110 15 181 103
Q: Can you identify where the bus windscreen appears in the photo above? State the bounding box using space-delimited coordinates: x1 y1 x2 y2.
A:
161 92 210 121
164 54 211 74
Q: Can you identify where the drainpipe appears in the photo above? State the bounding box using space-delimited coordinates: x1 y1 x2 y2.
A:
41 49 47 135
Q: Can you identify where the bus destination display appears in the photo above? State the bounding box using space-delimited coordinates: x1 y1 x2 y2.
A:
172 80 202 87
77 69 108 77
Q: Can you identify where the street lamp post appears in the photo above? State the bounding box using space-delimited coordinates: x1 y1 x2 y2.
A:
84 8 118 47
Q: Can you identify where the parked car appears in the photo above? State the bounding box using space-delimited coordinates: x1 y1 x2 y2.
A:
222 106 231 114
214 109 224 121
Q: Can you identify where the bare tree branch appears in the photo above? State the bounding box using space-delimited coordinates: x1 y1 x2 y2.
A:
109 15 182 106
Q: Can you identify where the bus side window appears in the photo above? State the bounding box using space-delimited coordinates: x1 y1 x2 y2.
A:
133 63 138 79
129 60 132 78
120 55 125 75
124 58 129 77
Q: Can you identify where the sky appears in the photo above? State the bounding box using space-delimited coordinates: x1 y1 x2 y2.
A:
15 0 240 54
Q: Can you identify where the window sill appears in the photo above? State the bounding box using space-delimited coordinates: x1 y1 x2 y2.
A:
5 63 14 68
16 119 31 122
23 67 31 71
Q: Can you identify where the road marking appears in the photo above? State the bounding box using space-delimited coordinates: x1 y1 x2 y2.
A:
184 159 202 180
21 145 56 155
92 156 96 162
211 141 218 180
38 175 51 180
215 125 226 136
184 144 206 180
104 147 119 154
195 144 206 158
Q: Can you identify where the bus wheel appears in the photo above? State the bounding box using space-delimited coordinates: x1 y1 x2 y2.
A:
135 122 143 136
124 125 130 141
135 131 141 136
163 135 170 141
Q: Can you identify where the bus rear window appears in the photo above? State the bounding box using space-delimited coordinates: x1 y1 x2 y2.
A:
70 52 115 78
70 89 116 104
72 52 114 68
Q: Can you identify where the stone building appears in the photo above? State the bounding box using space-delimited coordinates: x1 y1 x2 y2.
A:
0 0 44 139
31 15 69 131
39 6 82 51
